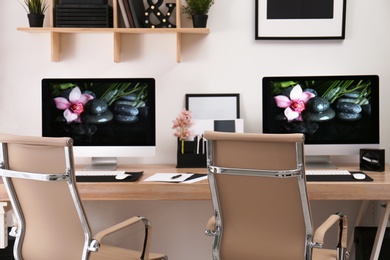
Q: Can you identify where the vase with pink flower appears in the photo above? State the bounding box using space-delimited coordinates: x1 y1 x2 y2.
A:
173 109 206 168
172 109 192 154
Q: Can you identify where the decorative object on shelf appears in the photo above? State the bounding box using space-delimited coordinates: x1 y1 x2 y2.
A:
55 4 113 28
192 14 208 28
22 0 49 27
172 109 192 154
182 0 214 28
255 0 347 40
144 0 176 28
27 13 45 27
61 0 108 4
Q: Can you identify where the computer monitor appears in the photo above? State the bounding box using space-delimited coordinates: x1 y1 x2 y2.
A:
262 75 380 168
42 78 156 170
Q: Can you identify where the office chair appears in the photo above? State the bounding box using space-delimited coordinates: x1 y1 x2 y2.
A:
0 133 167 260
204 131 348 260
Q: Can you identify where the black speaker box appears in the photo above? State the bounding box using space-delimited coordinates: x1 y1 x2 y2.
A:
55 4 113 28
360 149 385 172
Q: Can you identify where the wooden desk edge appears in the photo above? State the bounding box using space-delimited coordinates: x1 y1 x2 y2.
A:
0 164 389 201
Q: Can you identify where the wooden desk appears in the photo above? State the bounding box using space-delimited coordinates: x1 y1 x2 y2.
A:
1 164 389 201
1 164 389 259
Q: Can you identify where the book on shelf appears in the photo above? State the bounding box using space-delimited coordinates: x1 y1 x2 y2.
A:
128 0 146 28
123 0 136 28
118 0 130 28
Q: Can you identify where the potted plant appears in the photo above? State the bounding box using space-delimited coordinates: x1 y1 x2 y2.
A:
182 0 214 28
22 0 49 27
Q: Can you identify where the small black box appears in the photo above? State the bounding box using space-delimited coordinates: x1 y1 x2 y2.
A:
61 0 108 4
176 140 206 168
0 228 15 259
360 149 385 172
355 227 390 260
55 4 113 28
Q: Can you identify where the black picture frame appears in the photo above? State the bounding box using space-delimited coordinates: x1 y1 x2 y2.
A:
255 0 347 40
185 94 240 119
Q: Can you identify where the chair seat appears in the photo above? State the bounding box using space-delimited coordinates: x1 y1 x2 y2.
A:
89 243 166 260
312 248 337 260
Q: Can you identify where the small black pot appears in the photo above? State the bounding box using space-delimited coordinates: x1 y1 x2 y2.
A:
28 14 45 27
192 14 208 28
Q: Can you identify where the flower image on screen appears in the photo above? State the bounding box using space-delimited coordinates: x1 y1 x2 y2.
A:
42 78 156 147
262 75 380 145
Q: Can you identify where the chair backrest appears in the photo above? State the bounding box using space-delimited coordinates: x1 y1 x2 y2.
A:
0 133 91 260
204 131 313 260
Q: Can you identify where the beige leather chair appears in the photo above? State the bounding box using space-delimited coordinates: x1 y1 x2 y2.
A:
0 133 167 260
204 131 348 260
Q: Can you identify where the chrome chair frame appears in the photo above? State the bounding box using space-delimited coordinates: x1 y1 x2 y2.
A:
204 131 348 260
0 139 95 260
0 134 166 260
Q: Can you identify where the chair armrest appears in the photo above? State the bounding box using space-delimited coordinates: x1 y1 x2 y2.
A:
313 213 348 250
205 216 216 236
91 215 152 259
206 216 216 231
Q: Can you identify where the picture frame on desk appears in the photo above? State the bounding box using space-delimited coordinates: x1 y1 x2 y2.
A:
185 93 240 120
255 0 347 40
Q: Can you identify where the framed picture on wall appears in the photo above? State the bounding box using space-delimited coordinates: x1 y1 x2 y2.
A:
185 94 240 119
255 0 347 40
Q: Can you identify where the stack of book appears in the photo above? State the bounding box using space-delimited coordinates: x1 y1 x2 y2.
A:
118 0 147 28
55 3 113 28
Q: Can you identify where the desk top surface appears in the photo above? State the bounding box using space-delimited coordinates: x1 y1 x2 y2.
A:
1 164 390 201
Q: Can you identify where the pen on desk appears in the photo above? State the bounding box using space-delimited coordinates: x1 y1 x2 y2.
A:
196 134 201 154
201 134 205 154
193 135 198 154
171 174 182 179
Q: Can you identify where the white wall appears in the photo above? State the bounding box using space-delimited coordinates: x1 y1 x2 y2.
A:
1 1 390 259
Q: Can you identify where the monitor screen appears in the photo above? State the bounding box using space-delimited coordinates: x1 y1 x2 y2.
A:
42 78 156 170
262 75 380 167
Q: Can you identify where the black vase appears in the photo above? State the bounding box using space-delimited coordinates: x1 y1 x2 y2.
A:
28 14 45 27
192 14 208 28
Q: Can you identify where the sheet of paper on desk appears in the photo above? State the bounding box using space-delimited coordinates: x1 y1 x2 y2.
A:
143 173 207 183
143 173 192 182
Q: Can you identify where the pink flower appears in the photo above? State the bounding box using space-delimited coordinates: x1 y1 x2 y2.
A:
53 87 94 123
172 109 192 140
274 85 315 121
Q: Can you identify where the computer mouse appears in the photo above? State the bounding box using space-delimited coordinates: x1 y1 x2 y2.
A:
115 172 132 180
352 172 366 180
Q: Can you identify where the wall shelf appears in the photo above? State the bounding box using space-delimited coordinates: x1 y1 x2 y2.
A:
17 0 210 63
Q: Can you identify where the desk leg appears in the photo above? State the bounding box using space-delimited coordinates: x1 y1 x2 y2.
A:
0 202 9 249
370 201 390 260
348 200 370 256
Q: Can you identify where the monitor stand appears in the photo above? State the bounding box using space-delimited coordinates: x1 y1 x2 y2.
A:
83 157 117 171
305 156 338 169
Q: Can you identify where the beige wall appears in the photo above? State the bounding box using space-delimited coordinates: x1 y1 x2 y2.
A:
1 1 390 259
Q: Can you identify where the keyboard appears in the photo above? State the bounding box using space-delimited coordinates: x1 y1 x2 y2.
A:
305 169 372 182
306 169 351 176
75 170 125 176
